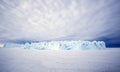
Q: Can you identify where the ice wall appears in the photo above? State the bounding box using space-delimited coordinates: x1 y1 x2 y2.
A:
4 43 24 48
24 41 106 50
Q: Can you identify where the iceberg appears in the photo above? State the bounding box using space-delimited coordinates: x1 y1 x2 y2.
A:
4 43 24 48
24 40 106 50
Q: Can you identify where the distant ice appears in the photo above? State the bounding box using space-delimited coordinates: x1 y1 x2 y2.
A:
4 43 24 48
3 40 106 50
0 43 4 48
23 40 106 50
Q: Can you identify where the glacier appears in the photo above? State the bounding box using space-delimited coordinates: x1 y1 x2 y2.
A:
23 40 106 50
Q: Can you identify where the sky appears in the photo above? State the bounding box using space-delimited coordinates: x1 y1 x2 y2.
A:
0 0 120 47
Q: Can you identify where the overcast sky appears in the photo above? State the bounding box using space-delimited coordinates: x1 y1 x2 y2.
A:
0 0 120 47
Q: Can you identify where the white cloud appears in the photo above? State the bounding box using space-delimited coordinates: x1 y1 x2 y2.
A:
0 0 119 42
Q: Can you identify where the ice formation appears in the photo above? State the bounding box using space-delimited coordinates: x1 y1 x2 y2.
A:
24 41 106 50
4 43 24 48
0 43 4 48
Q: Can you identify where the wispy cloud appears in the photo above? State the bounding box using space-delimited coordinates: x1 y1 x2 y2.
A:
0 0 120 44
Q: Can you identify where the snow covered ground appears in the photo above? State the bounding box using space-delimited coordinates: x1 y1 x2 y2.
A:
0 48 120 72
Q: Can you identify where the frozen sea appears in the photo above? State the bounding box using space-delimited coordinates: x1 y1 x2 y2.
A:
0 48 120 72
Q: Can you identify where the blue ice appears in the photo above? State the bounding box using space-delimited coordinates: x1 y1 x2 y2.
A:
24 40 106 50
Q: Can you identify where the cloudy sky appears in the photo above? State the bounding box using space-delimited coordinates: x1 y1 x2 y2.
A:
0 0 120 47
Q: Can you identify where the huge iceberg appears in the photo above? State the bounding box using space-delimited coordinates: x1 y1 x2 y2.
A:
24 40 106 50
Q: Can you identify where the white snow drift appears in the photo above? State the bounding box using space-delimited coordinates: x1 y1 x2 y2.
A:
0 48 120 72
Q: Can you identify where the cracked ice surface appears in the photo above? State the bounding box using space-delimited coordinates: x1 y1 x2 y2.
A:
24 41 106 50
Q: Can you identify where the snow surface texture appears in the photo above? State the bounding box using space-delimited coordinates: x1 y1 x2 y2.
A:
0 48 120 72
23 41 106 50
